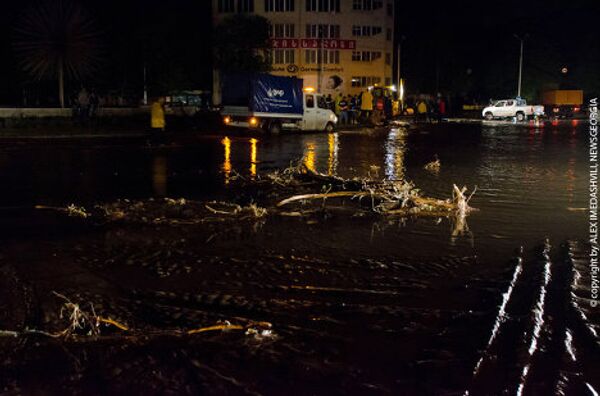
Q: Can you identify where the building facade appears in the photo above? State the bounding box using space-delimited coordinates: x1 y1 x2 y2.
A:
212 0 395 97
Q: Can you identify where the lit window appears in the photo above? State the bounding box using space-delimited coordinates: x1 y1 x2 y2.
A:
265 0 294 12
306 24 338 38
272 49 295 64
307 0 340 12
305 49 317 64
350 75 383 87
271 23 295 37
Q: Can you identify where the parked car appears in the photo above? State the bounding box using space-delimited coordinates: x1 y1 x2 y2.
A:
482 98 545 121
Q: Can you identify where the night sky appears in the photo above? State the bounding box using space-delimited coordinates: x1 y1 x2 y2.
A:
0 0 597 105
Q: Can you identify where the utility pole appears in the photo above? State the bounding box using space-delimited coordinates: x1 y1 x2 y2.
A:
514 34 527 98
396 35 405 110
396 35 405 87
143 63 148 106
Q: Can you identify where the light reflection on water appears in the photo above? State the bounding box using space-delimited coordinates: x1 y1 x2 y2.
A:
327 133 339 176
250 138 258 179
221 136 231 184
152 156 167 197
208 122 586 252
303 141 316 173
384 127 406 181
0 121 586 255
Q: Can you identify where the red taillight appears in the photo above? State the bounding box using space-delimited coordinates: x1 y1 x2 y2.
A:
552 107 560 113
573 107 580 112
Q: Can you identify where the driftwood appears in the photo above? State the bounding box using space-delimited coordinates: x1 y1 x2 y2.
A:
33 163 475 226
0 293 273 340
270 164 475 219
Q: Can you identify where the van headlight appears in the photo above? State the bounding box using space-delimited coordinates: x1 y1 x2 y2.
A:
330 114 338 123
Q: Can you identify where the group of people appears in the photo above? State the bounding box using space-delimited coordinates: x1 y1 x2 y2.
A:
414 94 447 123
324 89 394 126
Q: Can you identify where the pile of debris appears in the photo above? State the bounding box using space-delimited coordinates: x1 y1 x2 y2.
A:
38 163 475 225
0 292 273 341
261 163 476 220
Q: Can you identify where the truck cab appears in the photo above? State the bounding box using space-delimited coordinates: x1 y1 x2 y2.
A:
300 92 337 132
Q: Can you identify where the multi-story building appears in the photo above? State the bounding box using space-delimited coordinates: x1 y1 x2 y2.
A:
212 0 395 98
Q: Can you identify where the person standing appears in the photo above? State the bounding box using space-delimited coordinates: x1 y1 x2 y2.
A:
339 96 349 125
89 89 99 119
360 89 373 124
334 92 343 116
326 94 334 111
77 87 90 123
417 99 428 123
151 97 166 131
437 95 446 123
384 94 393 122
349 95 357 125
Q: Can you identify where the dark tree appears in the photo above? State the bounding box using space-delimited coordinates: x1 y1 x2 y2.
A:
13 0 103 107
214 14 271 73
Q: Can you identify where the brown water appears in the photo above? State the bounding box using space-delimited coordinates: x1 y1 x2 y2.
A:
0 121 597 395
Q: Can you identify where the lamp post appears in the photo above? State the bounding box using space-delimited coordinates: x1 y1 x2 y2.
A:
396 35 405 88
513 34 528 98
396 35 405 110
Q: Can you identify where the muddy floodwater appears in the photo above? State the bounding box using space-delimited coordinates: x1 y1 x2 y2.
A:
0 121 598 395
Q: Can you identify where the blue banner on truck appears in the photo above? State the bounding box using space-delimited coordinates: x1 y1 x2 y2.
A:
250 74 304 115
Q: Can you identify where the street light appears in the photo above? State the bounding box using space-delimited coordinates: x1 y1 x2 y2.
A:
396 35 406 88
513 34 528 98
396 35 406 110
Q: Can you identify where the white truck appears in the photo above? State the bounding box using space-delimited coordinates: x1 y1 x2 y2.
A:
221 73 337 134
482 98 545 121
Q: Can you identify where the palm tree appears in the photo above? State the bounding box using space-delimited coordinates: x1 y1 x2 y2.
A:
13 0 103 108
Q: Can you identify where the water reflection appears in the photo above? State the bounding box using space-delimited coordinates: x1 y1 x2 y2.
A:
303 142 316 173
327 133 339 176
222 136 231 184
152 156 167 197
384 128 406 180
250 138 258 179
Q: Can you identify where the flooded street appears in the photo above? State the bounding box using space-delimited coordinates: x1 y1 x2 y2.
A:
0 121 598 395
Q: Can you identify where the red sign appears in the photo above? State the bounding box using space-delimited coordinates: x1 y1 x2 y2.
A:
271 39 356 50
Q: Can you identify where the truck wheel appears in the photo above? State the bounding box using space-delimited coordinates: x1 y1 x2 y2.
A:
484 112 494 120
267 121 281 134
324 122 334 133
516 112 525 122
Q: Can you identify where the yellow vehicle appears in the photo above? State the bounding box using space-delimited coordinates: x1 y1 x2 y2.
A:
542 90 584 118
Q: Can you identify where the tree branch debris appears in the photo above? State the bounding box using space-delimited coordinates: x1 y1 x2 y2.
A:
0 293 273 341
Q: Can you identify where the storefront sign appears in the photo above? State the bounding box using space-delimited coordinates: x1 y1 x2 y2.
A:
271 39 356 50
